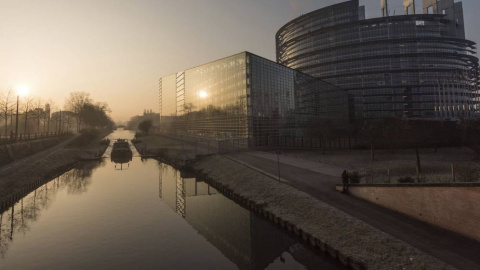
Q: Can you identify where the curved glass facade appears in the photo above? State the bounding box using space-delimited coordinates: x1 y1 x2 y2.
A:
276 0 480 123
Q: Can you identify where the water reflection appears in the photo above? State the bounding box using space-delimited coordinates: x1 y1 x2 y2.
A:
158 163 343 270
0 158 342 269
0 161 104 259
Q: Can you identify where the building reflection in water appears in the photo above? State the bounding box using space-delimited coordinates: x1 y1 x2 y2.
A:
0 160 105 259
157 163 342 270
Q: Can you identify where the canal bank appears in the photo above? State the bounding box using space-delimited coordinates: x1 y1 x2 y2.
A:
191 155 453 270
133 135 458 270
0 130 110 211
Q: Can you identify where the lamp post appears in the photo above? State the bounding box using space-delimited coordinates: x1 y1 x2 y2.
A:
15 95 19 140
15 86 30 140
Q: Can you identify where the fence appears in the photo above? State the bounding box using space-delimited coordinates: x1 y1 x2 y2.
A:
267 136 356 150
218 138 250 153
357 162 480 184
0 132 70 145
153 132 251 155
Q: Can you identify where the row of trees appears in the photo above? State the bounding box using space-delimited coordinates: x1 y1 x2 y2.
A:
358 117 480 173
0 89 60 136
0 90 114 138
64 92 114 131
126 109 159 131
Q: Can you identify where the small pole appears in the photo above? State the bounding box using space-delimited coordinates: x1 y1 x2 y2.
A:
451 163 456 182
416 164 420 183
276 149 281 183
182 142 185 161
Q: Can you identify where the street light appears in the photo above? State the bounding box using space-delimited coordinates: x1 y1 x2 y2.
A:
15 85 29 140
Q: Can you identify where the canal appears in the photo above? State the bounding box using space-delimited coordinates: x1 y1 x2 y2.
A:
0 130 344 269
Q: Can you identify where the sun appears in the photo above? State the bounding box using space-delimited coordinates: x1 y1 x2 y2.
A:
16 85 30 97
199 90 208 98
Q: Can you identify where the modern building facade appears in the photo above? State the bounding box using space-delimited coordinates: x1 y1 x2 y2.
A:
159 52 350 147
276 0 479 124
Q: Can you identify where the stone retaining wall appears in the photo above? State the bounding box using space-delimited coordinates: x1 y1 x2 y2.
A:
337 183 480 242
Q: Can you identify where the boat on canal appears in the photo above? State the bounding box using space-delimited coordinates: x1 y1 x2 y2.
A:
111 139 133 167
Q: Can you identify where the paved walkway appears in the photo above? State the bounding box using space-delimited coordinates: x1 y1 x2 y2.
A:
226 151 480 270
0 136 77 176
248 151 344 177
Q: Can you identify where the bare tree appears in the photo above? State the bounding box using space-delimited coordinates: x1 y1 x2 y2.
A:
46 101 58 133
64 92 92 132
21 96 35 135
0 89 15 136
359 120 385 161
31 98 45 133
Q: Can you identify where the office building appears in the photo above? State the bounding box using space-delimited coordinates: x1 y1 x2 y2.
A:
159 52 350 147
276 0 479 123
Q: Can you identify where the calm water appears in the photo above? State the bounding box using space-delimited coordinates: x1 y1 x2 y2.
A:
0 130 343 270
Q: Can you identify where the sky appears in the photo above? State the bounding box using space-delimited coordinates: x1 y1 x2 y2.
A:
1 0 479 122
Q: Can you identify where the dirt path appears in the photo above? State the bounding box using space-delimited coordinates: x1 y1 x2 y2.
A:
0 136 77 174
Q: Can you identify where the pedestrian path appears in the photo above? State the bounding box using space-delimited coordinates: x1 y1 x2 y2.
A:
248 151 344 177
0 136 77 176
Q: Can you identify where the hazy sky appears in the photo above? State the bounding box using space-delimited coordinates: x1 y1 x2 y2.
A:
1 0 479 122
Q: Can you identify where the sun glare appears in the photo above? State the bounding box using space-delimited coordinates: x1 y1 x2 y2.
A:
199 90 208 98
17 85 30 97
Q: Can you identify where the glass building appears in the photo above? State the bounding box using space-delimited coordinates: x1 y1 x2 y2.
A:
159 52 350 147
276 0 480 124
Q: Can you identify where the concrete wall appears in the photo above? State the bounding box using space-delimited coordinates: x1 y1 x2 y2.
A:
0 137 65 166
344 183 480 242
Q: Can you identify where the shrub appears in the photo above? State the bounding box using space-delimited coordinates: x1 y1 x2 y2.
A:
134 132 146 139
348 171 362 183
67 129 102 148
131 139 142 144
138 120 153 135
398 176 415 183
456 163 480 182
99 139 110 146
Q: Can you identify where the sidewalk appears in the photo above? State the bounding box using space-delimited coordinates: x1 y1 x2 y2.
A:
248 151 344 177
0 135 77 175
226 151 480 270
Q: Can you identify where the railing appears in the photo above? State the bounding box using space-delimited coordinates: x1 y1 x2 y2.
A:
267 136 356 150
218 138 250 153
0 132 70 145
355 162 480 184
